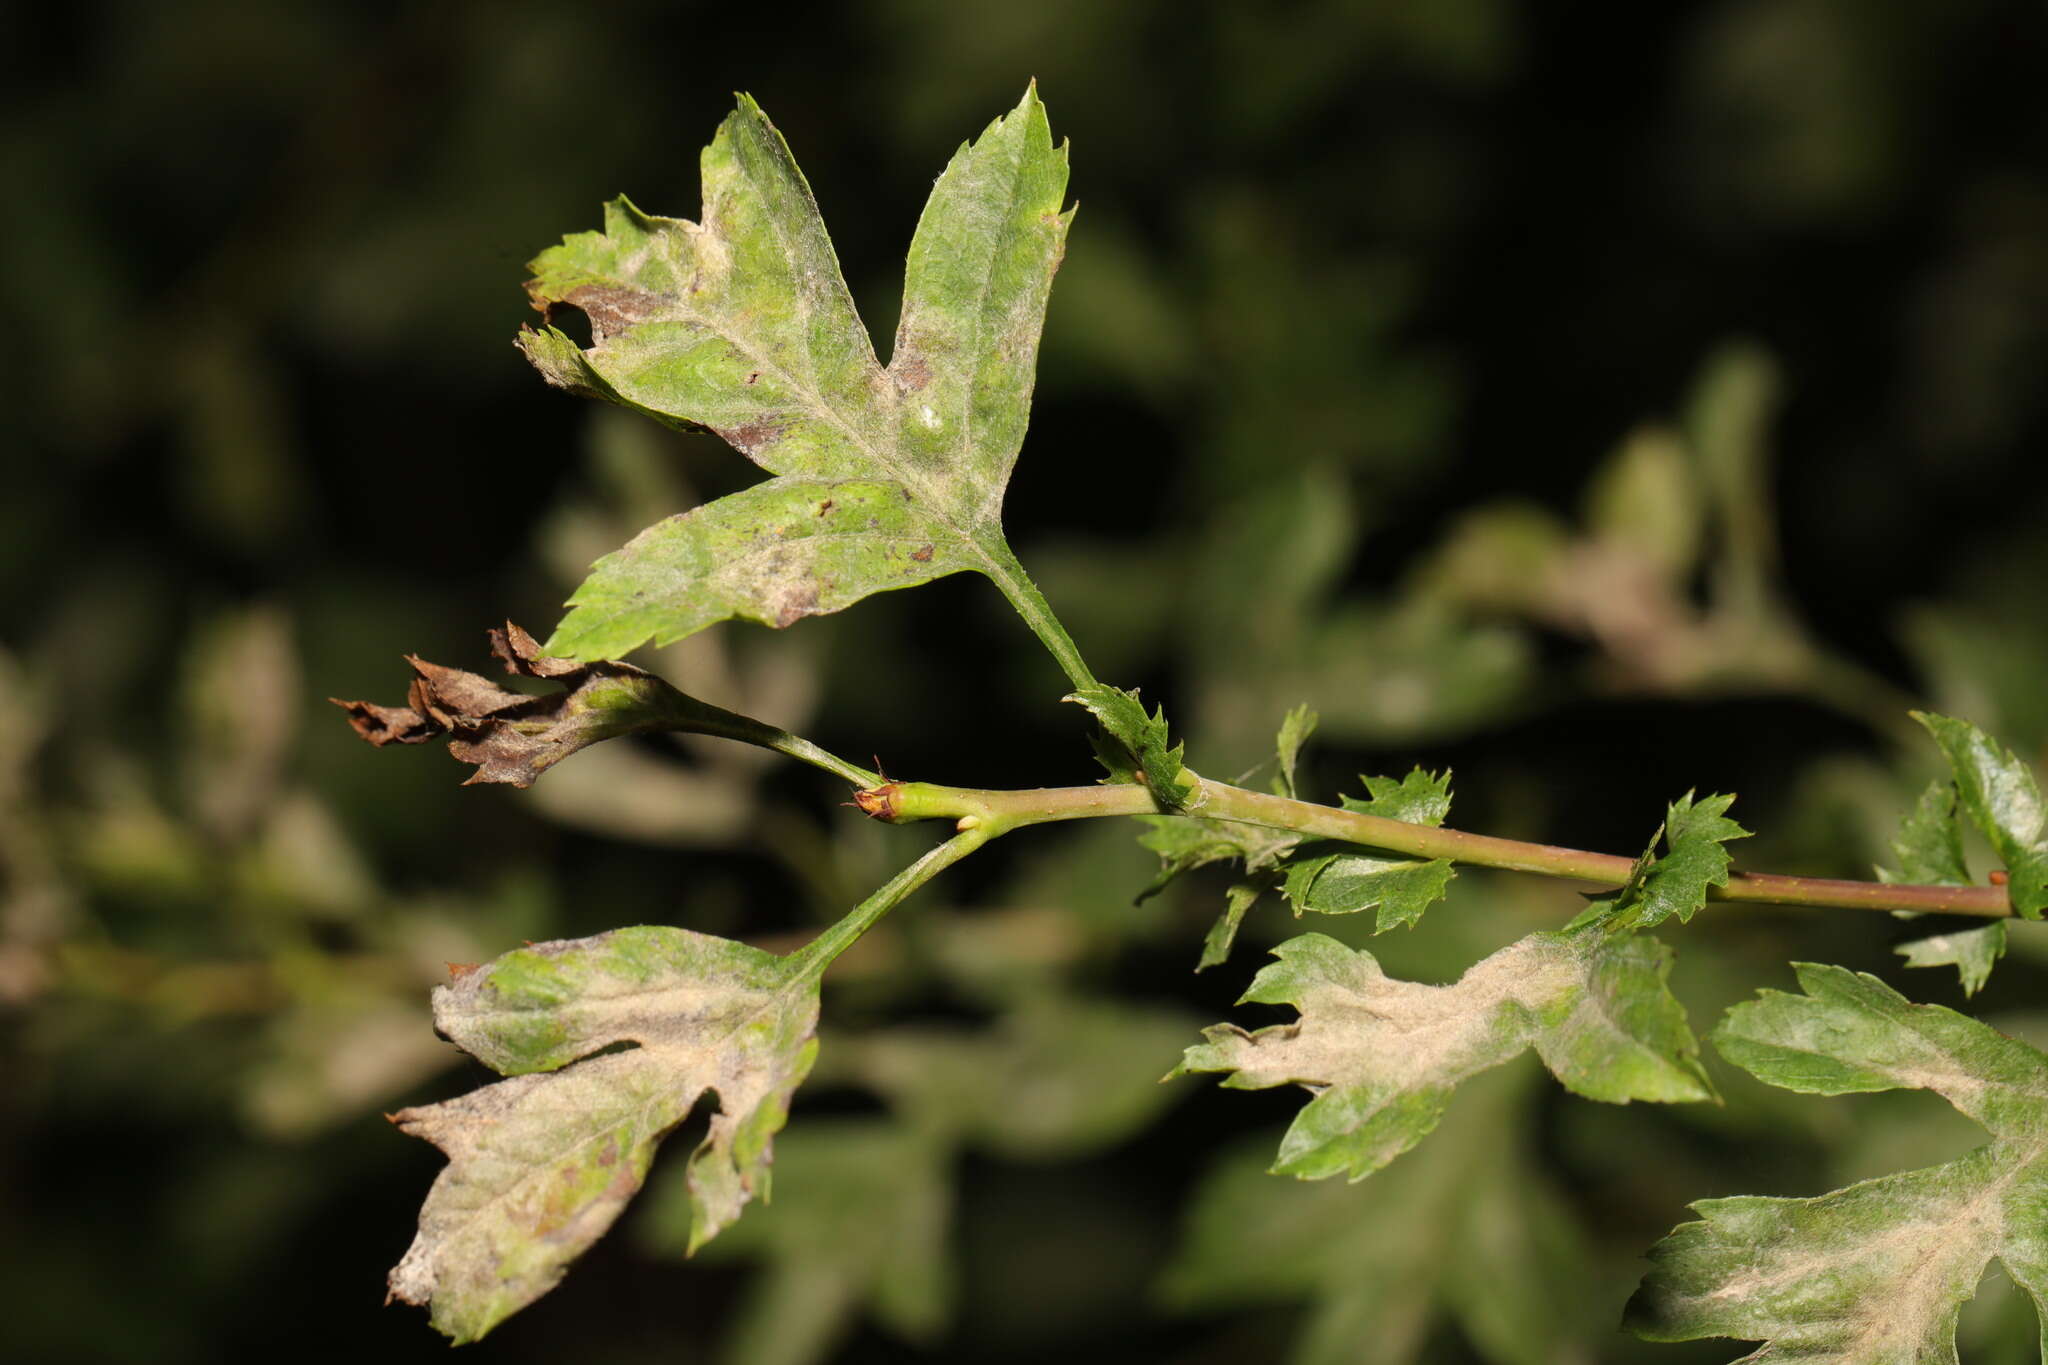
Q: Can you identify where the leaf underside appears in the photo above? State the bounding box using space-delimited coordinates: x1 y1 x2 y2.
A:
1176 926 1711 1183
387 927 820 1341
521 87 1072 661
1629 964 2048 1361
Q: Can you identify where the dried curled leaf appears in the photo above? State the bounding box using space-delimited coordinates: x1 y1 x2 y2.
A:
332 622 735 787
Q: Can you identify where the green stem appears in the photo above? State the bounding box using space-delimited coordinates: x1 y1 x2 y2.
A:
659 692 880 788
858 775 2017 919
975 533 1099 692
792 825 994 976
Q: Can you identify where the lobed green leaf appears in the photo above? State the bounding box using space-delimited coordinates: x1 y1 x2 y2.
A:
386 927 822 1340
522 88 1072 661
1175 926 1711 1183
1630 963 2048 1358
1598 791 1750 931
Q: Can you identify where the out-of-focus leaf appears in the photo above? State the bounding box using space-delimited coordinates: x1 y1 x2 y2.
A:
1302 601 1535 743
522 88 1072 660
1915 711 2048 917
386 926 822 1341
642 1119 951 1365
1629 964 2048 1358
1583 425 1703 580
1175 927 1711 1182
845 994 1193 1159
1161 1066 1605 1365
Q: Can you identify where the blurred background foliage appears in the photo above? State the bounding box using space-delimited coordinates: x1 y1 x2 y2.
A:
6 0 2048 1361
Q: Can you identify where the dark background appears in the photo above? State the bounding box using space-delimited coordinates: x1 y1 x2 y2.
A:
6 1 2048 1361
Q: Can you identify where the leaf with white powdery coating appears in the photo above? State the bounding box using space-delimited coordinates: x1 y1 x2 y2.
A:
1628 963 2048 1360
522 87 1071 660
1915 710 2048 917
386 927 822 1341
1175 926 1711 1182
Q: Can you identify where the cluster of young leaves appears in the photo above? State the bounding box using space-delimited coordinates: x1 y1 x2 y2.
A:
1135 705 1464 969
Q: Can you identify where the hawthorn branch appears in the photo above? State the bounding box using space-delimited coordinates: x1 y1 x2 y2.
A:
857 775 2016 919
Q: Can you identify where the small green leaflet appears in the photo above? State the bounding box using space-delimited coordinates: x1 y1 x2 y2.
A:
640 1118 952 1365
1883 777 2006 996
1136 705 1314 968
1339 766 1453 825
1628 964 2048 1359
1885 778 1972 886
1586 791 1750 932
386 927 821 1341
1066 683 1192 807
1273 703 1318 798
1897 924 2006 998
1161 1067 1607 1365
522 88 1072 661
1280 767 1456 932
1174 927 1711 1182
1198 881 1266 972
1914 711 2048 917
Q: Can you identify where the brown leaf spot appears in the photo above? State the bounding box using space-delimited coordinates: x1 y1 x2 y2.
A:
562 284 666 341
910 543 935 562
713 419 791 458
894 349 933 391
770 582 821 628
